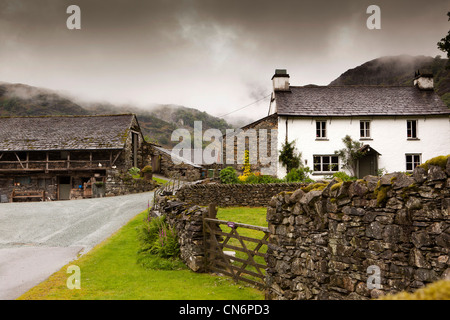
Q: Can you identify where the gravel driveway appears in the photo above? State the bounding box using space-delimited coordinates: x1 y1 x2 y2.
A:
0 192 154 299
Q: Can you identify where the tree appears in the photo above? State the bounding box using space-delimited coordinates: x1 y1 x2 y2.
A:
279 140 302 173
437 12 450 59
334 135 366 177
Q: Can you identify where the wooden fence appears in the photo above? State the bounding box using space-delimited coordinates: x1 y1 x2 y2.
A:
203 204 269 289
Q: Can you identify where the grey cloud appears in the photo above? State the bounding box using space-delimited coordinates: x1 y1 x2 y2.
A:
0 0 448 119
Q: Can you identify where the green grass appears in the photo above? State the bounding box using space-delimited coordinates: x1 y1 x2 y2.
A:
217 207 267 227
153 176 168 184
18 208 264 300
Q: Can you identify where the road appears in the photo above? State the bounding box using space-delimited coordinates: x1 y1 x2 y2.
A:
0 191 154 300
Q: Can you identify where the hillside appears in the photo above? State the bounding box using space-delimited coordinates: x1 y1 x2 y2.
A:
0 83 89 116
329 55 450 106
85 102 233 148
0 82 234 149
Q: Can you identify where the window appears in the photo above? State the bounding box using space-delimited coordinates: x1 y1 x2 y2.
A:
406 154 421 171
407 120 418 139
313 155 339 173
316 121 327 139
360 120 371 138
14 177 31 186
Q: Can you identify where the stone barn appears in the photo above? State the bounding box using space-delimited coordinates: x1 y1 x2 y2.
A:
0 114 155 202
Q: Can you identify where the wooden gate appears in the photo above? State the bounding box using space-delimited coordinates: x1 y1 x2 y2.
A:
203 205 269 289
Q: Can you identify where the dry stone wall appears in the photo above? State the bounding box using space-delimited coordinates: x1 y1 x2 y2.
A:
152 194 207 272
265 159 450 300
105 169 156 196
176 183 306 207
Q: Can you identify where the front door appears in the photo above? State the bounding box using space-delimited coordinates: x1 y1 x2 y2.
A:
358 154 377 178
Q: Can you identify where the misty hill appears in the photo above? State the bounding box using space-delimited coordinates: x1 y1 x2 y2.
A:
0 83 89 116
0 82 234 148
85 102 233 148
329 55 450 106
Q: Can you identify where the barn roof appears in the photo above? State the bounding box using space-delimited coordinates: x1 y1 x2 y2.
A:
0 114 137 152
153 146 203 168
274 86 450 117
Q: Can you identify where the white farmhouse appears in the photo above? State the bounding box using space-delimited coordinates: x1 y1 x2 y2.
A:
268 69 450 179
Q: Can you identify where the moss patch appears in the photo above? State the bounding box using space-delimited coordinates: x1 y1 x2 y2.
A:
301 182 328 192
373 184 391 207
418 154 449 171
330 181 343 192
399 183 419 201
379 280 450 300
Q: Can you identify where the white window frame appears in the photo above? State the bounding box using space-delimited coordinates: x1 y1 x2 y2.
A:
405 153 421 171
407 120 418 139
360 120 371 139
313 155 339 173
316 120 327 139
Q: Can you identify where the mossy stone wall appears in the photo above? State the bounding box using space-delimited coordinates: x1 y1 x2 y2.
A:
265 156 450 300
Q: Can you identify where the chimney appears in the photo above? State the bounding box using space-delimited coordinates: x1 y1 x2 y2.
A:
413 70 434 90
272 69 290 92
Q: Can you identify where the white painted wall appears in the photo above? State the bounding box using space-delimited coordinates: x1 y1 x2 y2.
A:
276 116 450 179
268 92 277 115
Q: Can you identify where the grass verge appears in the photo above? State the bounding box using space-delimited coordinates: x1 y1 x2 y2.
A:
18 208 264 300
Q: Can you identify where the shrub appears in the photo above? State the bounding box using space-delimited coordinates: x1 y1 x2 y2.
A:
334 135 366 177
244 173 283 184
243 150 251 177
238 174 248 182
128 167 141 176
285 167 313 183
279 140 302 173
330 171 356 181
142 165 153 173
137 215 182 270
219 167 239 184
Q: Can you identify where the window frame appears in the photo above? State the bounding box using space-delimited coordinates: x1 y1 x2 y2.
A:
405 153 421 172
360 120 371 139
313 155 339 174
407 120 418 139
315 120 327 139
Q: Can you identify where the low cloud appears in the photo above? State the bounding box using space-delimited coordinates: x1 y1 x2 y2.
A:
0 0 448 120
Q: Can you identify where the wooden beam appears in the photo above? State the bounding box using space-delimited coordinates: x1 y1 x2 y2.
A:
14 152 25 169
111 151 122 166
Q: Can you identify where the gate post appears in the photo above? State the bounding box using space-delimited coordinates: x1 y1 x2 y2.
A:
203 203 218 272
208 203 217 219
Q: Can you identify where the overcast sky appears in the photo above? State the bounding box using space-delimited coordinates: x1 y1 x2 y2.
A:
0 0 448 121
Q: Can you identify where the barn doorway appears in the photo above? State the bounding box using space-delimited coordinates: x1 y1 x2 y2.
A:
152 155 161 173
58 176 71 200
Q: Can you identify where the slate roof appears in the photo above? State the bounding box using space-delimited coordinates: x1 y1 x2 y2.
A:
153 146 203 168
275 86 450 117
0 114 136 152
